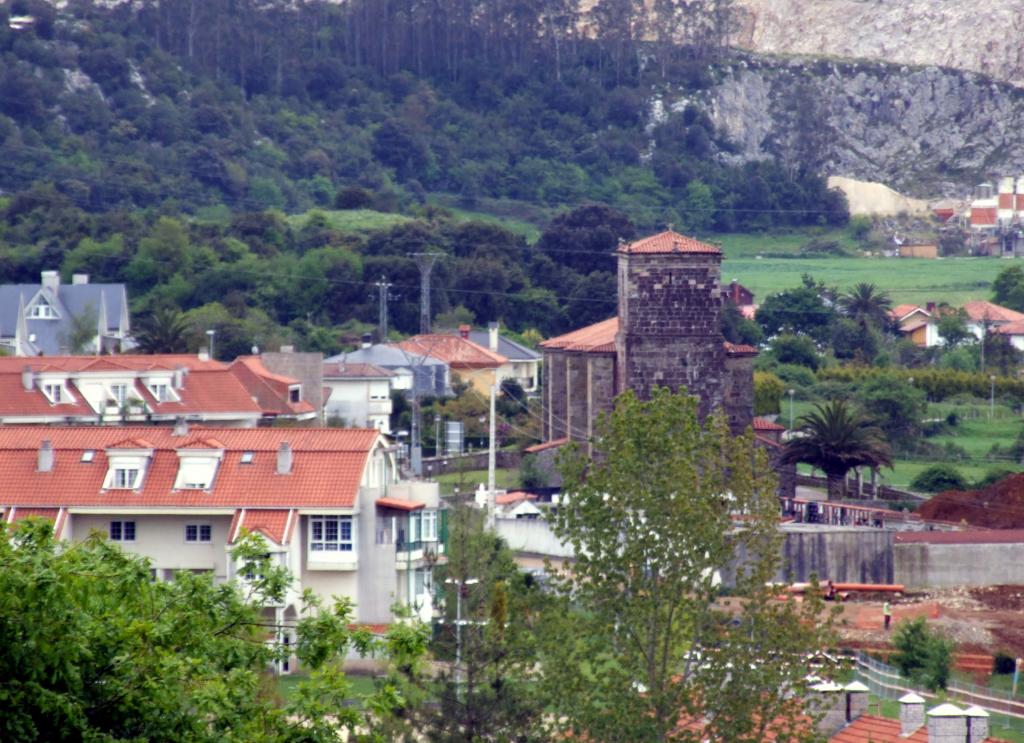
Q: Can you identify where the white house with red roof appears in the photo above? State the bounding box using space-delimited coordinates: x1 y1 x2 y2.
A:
888 304 939 347
0 353 316 426
0 425 444 667
962 300 1024 339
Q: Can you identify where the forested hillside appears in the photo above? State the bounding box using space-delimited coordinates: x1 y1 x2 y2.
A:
0 0 847 354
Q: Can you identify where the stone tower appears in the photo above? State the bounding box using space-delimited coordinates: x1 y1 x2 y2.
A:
614 231 727 422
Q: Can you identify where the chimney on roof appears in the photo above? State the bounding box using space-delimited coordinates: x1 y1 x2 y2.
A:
459 324 470 339
843 681 868 723
173 366 186 389
172 417 189 437
361 333 373 349
198 348 210 362
899 692 926 736
809 681 845 736
40 270 59 296
277 441 292 475
37 440 54 473
71 273 89 285
488 322 499 352
927 301 937 313
926 703 966 743
22 366 33 391
964 705 990 742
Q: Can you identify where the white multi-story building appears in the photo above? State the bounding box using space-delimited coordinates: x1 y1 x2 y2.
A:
0 425 445 670
322 361 394 432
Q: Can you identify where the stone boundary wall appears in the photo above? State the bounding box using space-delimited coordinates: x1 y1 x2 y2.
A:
894 542 1024 589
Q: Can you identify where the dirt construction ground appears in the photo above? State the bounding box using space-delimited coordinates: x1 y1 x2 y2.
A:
836 585 1024 662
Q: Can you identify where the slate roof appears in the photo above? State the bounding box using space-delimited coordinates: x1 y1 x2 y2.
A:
618 230 721 255
0 427 380 510
326 345 447 368
466 331 541 361
322 362 395 379
0 280 129 355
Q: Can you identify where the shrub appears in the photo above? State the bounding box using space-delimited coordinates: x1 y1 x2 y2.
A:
994 651 1017 675
910 464 968 493
334 186 375 210
892 617 955 691
753 371 784 416
770 334 820 371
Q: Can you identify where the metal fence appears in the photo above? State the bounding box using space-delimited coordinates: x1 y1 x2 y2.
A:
853 651 1024 734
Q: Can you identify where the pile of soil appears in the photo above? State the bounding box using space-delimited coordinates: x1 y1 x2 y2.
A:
918 473 1024 528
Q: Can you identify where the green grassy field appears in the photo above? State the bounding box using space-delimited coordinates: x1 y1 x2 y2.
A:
286 208 413 234
434 467 520 497
276 672 377 704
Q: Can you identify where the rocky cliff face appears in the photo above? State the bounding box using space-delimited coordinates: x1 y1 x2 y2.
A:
693 57 1024 196
732 0 1024 89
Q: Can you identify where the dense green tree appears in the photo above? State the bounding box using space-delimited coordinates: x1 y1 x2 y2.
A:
858 374 926 449
753 370 784 416
892 617 955 691
769 333 821 371
544 388 831 743
937 307 972 348
133 307 191 353
910 464 968 493
781 400 893 499
757 285 835 340
535 203 635 275
837 282 892 329
992 264 1024 311
0 519 418 742
831 317 879 362
721 301 764 346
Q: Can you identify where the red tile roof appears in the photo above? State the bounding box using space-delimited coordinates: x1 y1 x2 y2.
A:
618 230 721 255
0 354 227 373
895 529 1024 545
830 713 1008 742
753 417 786 431
495 491 538 505
0 376 95 418
375 497 425 511
524 438 569 453
994 319 1024 336
0 427 380 510
230 508 296 545
541 320 758 357
229 357 316 416
134 371 264 417
962 300 1024 323
890 304 927 320
394 335 507 369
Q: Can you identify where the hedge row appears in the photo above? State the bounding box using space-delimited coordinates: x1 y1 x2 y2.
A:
816 367 1024 401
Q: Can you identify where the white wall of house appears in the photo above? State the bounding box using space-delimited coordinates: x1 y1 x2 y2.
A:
324 377 392 432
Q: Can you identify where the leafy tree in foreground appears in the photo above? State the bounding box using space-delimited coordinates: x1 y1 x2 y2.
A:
0 519 417 742
781 400 893 500
544 388 832 743
892 617 956 691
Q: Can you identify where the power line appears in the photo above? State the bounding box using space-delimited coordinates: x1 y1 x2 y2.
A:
411 252 443 334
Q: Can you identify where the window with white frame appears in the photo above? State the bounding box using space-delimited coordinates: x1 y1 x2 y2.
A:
185 524 212 543
149 383 173 402
42 383 63 403
414 567 432 597
309 515 353 552
112 467 139 489
409 510 437 543
30 302 57 319
109 520 136 541
110 383 128 405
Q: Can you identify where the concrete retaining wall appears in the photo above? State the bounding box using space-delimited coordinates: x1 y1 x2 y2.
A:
495 519 573 558
895 542 1024 589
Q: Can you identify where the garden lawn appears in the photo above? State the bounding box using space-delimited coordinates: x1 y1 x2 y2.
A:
435 467 520 497
286 208 412 233
276 672 377 705
722 255 1004 306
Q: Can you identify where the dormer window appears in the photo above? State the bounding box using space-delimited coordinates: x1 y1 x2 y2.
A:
174 443 224 491
149 383 174 402
110 384 128 405
42 383 67 404
112 468 140 489
289 385 301 403
29 302 58 319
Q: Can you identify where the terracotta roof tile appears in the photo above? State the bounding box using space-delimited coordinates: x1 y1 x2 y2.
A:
139 370 264 417
228 357 316 417
0 376 95 418
393 335 507 368
890 303 926 320
495 491 537 505
231 509 296 545
375 497 425 511
540 318 618 352
724 341 759 355
0 354 227 373
618 230 721 255
0 427 379 510
994 319 1024 335
753 417 786 431
524 438 569 453
962 300 1024 323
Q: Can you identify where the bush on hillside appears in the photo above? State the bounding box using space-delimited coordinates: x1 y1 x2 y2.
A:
910 464 968 493
892 617 955 691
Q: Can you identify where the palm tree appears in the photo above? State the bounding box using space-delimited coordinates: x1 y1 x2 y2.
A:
132 307 190 354
838 282 892 328
781 400 893 500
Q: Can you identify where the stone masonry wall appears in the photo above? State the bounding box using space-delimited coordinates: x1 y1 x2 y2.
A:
587 353 616 447
615 252 728 424
566 354 589 443
545 351 567 440
724 353 755 434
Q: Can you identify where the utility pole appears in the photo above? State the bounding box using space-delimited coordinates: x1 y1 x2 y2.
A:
444 577 480 702
374 275 393 342
411 252 442 334
487 382 497 528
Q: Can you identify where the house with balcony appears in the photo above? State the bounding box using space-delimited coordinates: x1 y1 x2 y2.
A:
0 271 131 356
0 353 316 427
322 361 394 432
0 425 446 672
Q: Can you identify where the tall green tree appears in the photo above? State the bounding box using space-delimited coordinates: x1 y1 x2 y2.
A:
543 388 831 743
837 282 892 329
0 519 420 742
781 400 893 500
132 307 191 353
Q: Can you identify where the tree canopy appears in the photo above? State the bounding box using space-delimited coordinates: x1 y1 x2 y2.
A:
543 387 831 743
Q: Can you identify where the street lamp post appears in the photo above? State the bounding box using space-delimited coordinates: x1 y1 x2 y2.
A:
991 374 996 420
787 389 795 430
205 329 216 360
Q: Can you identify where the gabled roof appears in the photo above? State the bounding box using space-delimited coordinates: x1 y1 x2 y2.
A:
229 509 297 545
753 417 786 432
0 353 225 373
0 427 380 509
322 362 395 379
326 345 447 368
962 300 1024 323
0 376 94 418
889 304 929 321
540 318 618 353
394 335 507 369
618 230 721 255
226 357 316 417
0 281 128 355
466 331 541 361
